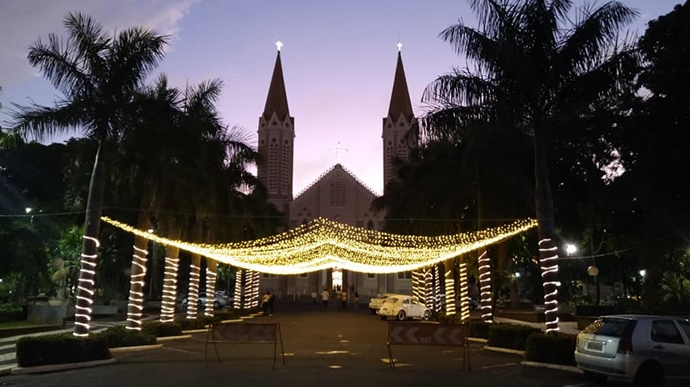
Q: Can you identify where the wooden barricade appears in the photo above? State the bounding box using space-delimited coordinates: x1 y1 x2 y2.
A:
205 322 285 369
386 322 470 371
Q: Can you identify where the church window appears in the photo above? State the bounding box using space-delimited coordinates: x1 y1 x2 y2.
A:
272 121 277 125
299 273 308 277
290 220 298 228
367 273 376 278
302 219 308 225
397 271 413 279
268 138 279 193
281 140 291 193
367 220 374 230
329 179 345 207
262 273 277 278
356 220 363 227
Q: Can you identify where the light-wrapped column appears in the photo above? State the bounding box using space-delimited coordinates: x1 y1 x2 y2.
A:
477 250 493 323
74 235 99 337
234 269 243 309
160 245 179 323
444 264 456 315
412 269 425 304
424 267 434 310
126 245 148 330
204 259 218 317
250 270 260 308
539 238 560 333
433 265 442 312
186 261 201 319
459 262 470 322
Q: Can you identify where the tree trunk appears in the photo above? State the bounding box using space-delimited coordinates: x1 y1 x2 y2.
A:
204 258 218 317
534 125 559 333
186 218 203 319
160 228 181 323
125 206 152 330
74 144 106 337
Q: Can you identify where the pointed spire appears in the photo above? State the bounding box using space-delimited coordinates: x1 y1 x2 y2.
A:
263 43 290 121
387 47 414 121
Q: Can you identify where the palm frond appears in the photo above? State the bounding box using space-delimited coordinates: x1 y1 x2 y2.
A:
422 68 496 107
27 33 92 98
63 12 110 77
10 99 88 142
110 27 169 94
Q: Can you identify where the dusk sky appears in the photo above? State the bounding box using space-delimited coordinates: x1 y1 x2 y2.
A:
0 0 680 195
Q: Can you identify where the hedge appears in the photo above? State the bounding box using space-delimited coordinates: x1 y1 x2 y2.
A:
524 333 577 365
16 333 111 367
98 325 156 348
141 321 184 337
173 315 223 331
488 324 541 351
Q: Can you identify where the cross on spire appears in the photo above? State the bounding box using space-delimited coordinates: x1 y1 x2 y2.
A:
397 41 403 52
276 40 283 52
330 142 349 164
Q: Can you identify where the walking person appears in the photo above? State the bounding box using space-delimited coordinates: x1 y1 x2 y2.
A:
321 288 330 309
353 291 359 310
267 291 274 316
311 290 317 309
340 290 348 310
261 291 270 315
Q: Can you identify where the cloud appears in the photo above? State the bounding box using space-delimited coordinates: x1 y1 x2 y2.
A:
0 0 198 87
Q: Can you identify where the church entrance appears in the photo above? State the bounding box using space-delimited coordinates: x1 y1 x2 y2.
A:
332 267 343 290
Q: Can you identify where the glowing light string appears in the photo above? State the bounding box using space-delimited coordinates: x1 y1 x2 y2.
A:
126 245 148 330
478 250 493 323
539 238 560 333
74 235 99 337
100 217 538 275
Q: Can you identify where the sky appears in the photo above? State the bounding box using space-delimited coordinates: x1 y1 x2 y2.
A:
0 0 681 196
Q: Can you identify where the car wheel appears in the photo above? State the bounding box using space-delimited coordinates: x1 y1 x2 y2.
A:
634 362 664 387
370 308 377 315
397 310 407 321
380 315 387 321
422 310 431 321
213 301 221 309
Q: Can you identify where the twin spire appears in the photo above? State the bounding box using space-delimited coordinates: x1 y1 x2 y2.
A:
262 41 414 123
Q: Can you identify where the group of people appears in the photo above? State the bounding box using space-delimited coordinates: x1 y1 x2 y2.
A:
312 288 359 310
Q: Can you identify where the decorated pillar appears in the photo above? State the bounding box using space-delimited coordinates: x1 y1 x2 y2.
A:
444 260 456 315
477 250 493 323
233 269 243 309
204 259 218 317
424 266 434 310
412 269 425 304
160 241 180 323
459 262 470 322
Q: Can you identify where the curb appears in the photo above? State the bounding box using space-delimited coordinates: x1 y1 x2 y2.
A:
468 337 487 344
10 358 117 375
0 366 14 376
156 335 192 342
520 360 582 374
109 344 163 353
182 329 207 334
484 345 525 355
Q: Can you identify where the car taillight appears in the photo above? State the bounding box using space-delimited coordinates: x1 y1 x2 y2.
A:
617 337 633 354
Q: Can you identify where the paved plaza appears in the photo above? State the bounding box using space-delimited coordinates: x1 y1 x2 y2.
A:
2 302 627 387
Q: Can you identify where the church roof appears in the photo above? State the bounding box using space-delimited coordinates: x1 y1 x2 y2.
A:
387 51 414 121
263 51 290 121
291 164 380 207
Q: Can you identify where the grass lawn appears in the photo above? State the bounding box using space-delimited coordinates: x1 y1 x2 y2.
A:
0 320 45 330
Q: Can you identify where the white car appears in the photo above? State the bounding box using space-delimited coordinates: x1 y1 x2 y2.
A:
181 291 232 309
377 295 431 321
368 293 408 314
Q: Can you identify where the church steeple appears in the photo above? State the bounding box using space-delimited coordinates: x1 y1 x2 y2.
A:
263 49 290 121
387 51 414 122
382 43 416 189
258 41 294 216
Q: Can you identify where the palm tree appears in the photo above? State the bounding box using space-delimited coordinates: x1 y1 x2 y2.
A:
422 0 640 331
11 12 168 336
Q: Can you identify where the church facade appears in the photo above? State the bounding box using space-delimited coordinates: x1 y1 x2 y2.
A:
256 46 417 298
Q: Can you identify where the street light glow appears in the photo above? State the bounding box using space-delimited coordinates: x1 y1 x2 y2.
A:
565 244 577 255
639 269 646 277
25 207 33 214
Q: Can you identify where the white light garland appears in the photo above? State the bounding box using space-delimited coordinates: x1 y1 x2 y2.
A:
234 269 243 309
73 235 99 337
126 245 148 330
160 253 179 323
539 238 560 333
205 265 217 317
459 263 470 322
444 265 456 315
424 267 433 310
187 263 200 319
433 265 442 312
412 269 425 305
478 250 493 323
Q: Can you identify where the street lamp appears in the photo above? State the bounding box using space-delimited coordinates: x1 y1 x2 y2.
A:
25 207 33 214
639 269 646 278
565 244 577 255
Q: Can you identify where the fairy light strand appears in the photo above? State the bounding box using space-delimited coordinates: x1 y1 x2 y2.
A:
126 245 148 330
444 265 456 315
478 250 493 323
187 264 200 319
539 238 560 333
205 266 217 317
424 267 433 310
160 254 179 323
100 216 538 275
433 265 441 312
73 235 100 337
234 269 243 309
459 263 470 321
412 269 424 305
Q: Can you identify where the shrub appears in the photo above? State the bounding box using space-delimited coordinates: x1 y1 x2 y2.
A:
524 333 576 365
97 325 156 348
488 324 541 351
16 333 111 367
214 311 237 321
468 320 491 339
141 321 183 337
173 315 222 331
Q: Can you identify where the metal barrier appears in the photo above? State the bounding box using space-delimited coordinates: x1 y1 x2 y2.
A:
386 322 470 371
205 322 285 369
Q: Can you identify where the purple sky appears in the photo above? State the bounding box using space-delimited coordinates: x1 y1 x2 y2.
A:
0 0 680 195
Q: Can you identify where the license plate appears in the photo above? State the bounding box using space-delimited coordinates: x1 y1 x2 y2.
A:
587 341 603 351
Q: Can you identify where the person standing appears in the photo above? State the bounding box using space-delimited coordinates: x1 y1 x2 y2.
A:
267 291 274 316
353 291 359 309
311 290 317 309
321 288 330 309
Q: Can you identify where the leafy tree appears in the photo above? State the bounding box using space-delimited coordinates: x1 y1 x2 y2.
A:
421 0 640 329
11 12 168 336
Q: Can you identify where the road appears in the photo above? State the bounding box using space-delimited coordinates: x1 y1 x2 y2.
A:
2 302 627 387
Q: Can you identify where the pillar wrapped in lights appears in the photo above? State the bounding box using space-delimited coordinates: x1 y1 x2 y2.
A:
126 244 148 330
424 267 434 310
539 238 560 333
73 235 100 337
160 245 180 323
250 270 260 308
477 250 493 323
444 263 456 315
412 269 425 304
459 262 470 322
186 256 201 319
204 259 218 317
233 269 243 309
433 265 442 312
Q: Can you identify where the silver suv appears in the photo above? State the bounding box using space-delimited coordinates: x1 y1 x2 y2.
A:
575 315 690 385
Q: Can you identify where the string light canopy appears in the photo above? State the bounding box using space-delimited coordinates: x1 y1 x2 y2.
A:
101 216 537 275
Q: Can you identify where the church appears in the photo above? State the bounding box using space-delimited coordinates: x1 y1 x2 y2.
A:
255 44 417 298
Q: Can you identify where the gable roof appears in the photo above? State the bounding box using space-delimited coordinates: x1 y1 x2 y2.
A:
291 164 380 209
